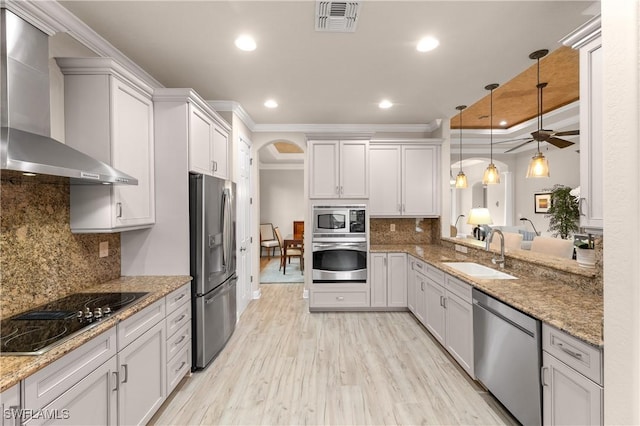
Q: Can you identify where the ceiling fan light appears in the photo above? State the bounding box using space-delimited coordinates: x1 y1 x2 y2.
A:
526 151 550 178
482 163 501 185
455 171 468 189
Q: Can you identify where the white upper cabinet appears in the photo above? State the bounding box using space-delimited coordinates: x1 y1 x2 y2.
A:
57 58 155 233
579 34 603 231
187 99 230 180
370 143 441 216
309 140 369 199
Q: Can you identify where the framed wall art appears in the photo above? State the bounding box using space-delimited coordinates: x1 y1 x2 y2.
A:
534 192 552 214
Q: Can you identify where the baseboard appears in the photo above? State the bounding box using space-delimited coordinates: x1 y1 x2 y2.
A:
252 288 262 299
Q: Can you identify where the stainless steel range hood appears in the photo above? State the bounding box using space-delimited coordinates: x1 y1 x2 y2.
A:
0 8 137 185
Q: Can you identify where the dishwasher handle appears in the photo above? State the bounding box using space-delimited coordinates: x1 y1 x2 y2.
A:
473 298 536 338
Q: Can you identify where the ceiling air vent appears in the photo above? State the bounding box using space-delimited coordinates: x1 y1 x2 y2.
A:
315 1 360 33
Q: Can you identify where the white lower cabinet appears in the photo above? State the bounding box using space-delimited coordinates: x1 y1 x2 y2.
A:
1 383 21 426
17 285 192 426
370 253 407 308
542 324 603 425
415 258 474 378
117 319 166 426
27 357 118 426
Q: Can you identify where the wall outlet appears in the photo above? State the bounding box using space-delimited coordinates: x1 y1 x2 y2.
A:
99 241 109 258
390 223 396 232
455 244 468 254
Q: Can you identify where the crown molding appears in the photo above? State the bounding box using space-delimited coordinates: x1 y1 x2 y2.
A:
207 100 256 131
253 121 441 134
560 15 601 49
2 0 164 90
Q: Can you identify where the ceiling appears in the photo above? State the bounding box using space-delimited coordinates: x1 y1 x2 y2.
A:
58 1 598 130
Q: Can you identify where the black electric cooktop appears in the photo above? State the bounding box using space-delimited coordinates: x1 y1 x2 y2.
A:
0 292 149 356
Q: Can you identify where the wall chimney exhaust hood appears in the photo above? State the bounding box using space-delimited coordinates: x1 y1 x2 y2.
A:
0 8 137 185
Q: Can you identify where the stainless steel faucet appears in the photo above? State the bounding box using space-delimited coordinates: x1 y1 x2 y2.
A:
485 228 505 268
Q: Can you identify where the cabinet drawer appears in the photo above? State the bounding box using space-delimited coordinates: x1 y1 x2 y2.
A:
425 263 445 283
166 302 191 339
167 344 191 395
166 323 191 361
445 274 472 303
166 284 190 313
24 328 117 410
311 291 369 308
543 324 603 385
117 298 165 350
411 258 427 275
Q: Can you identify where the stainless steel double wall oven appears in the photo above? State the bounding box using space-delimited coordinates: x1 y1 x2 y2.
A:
312 205 367 283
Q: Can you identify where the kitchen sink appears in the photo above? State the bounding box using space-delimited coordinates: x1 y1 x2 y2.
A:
442 262 517 280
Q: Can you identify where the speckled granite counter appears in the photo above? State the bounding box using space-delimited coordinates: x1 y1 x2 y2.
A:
370 244 603 349
0 275 191 392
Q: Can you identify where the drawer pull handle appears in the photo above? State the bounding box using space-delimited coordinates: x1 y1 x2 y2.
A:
336 296 344 301
121 364 128 383
175 293 186 302
175 314 187 324
540 366 549 387
557 342 583 359
176 361 187 373
415 263 423 270
174 335 187 346
112 371 119 391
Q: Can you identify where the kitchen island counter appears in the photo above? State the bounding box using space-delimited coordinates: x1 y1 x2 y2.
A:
0 275 191 392
370 244 603 349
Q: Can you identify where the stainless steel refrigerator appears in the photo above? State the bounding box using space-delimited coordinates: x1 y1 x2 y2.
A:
189 173 237 370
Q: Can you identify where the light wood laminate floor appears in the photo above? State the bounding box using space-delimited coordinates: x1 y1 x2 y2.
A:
150 284 517 425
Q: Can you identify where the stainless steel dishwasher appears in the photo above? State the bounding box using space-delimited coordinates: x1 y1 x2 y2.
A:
473 289 542 426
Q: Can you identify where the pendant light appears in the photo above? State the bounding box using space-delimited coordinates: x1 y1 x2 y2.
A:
482 83 500 185
526 49 551 178
455 105 468 189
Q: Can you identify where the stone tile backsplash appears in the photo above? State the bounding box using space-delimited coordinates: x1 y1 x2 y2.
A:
1 177 121 318
370 218 440 245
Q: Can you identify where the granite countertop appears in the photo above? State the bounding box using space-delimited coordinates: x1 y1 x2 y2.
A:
0 275 192 392
370 244 603 349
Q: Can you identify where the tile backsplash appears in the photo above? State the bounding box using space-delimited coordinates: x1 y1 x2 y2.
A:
370 218 440 245
1 176 120 319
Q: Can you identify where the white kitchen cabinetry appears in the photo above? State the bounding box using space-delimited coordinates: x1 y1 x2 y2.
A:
542 324 603 425
410 260 428 325
165 284 192 395
188 99 230 179
309 284 370 310
57 58 155 233
308 140 369 199
116 298 166 426
1 383 21 426
370 253 407 308
23 328 117 425
27 357 119 426
420 264 475 378
578 34 603 231
369 143 441 216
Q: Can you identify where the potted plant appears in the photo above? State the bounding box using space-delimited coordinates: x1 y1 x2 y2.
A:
545 184 580 239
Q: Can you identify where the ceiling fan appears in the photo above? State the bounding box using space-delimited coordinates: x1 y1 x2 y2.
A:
497 49 579 153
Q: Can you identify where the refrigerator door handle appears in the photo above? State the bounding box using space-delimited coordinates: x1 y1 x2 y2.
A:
221 189 232 272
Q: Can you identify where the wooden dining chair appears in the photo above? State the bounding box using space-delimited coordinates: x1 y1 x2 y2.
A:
274 226 303 274
259 223 279 258
293 221 304 240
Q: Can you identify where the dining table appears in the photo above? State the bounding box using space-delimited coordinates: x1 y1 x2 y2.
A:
283 234 304 275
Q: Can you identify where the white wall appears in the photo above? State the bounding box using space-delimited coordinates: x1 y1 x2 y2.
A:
602 0 640 423
259 169 305 237
513 146 580 236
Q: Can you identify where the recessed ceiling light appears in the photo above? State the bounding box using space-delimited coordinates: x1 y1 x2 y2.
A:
264 99 278 108
417 36 440 52
499 120 507 126
235 35 256 51
378 100 393 109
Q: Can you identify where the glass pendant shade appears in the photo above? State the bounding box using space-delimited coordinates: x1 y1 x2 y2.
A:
455 171 468 188
482 163 500 185
526 151 550 178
